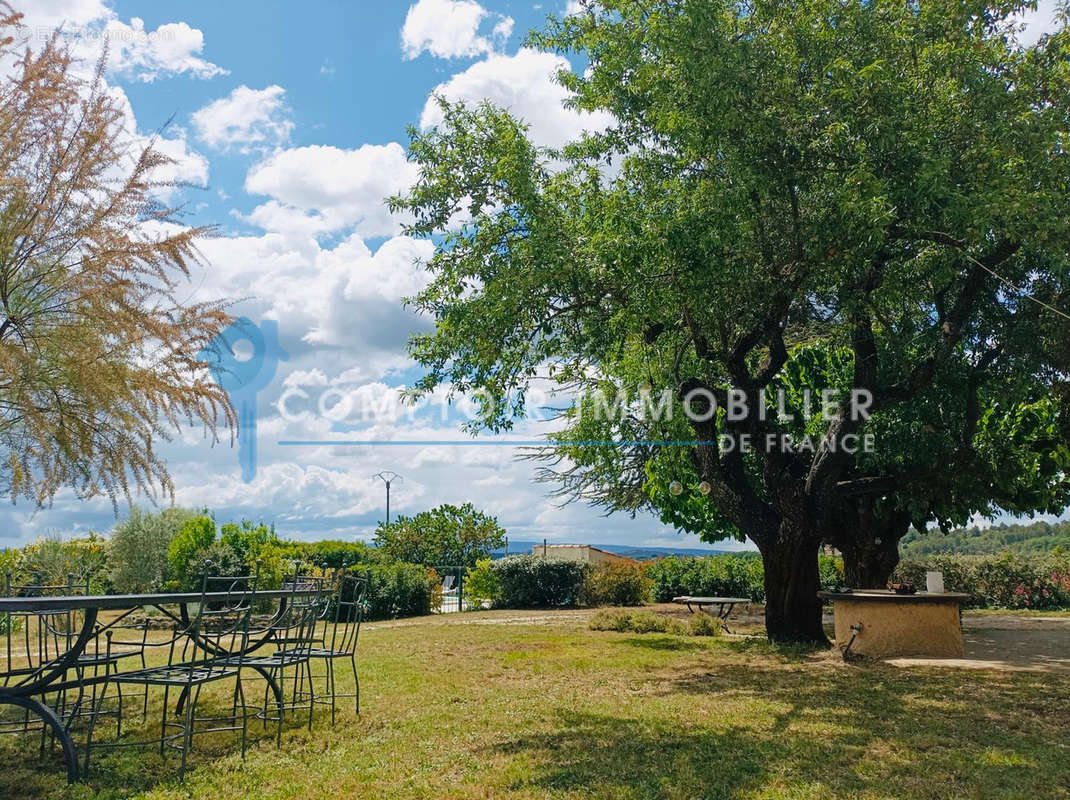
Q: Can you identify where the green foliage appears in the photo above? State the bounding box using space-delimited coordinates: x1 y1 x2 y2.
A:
688 612 725 637
107 507 196 593
464 557 502 606
8 534 109 592
393 0 1070 638
645 554 844 603
165 515 216 590
491 555 588 608
581 560 651 606
374 503 506 567
219 519 275 564
164 516 294 591
588 608 722 637
283 540 379 569
0 548 17 582
893 552 1070 610
364 563 436 620
646 554 767 602
901 520 1070 557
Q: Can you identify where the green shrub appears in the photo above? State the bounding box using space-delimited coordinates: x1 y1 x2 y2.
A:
166 515 217 590
818 555 847 593
364 563 436 620
588 609 720 637
373 503 506 567
464 558 502 606
893 552 1070 610
10 534 110 593
108 507 196 593
646 553 844 603
688 613 724 636
582 560 652 606
588 608 634 632
646 554 764 602
491 555 588 608
277 540 379 569
219 520 277 565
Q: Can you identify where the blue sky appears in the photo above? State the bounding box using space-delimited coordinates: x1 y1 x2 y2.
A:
1 0 736 550
2 0 1063 550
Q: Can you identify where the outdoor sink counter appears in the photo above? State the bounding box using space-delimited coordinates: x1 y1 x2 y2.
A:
818 590 971 659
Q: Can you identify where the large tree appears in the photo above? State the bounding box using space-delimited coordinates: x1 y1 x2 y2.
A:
532 341 1070 589
395 0 1070 641
0 11 233 507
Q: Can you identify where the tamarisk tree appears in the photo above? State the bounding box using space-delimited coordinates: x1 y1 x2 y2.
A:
0 11 233 507
394 0 1070 641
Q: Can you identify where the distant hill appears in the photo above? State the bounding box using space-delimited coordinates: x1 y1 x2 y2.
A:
491 541 742 561
900 520 1070 557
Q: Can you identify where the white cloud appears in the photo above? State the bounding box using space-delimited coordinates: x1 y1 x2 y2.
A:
491 16 514 40
18 0 112 31
305 234 436 354
420 47 612 149
188 228 433 378
146 129 209 194
243 143 418 239
172 461 400 519
401 0 513 60
192 85 293 151
20 5 225 82
103 18 226 82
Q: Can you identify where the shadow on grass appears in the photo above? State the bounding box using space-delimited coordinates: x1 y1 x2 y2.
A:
495 711 781 798
490 659 1070 800
0 692 316 799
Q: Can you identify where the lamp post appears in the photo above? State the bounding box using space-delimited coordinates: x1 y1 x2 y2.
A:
373 471 402 524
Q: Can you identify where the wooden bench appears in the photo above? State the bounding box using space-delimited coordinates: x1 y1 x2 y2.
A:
672 596 750 633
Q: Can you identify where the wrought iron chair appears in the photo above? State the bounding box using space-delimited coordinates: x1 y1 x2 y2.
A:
2 573 150 744
288 570 368 725
227 566 326 745
84 561 260 780
69 615 150 737
1 573 88 751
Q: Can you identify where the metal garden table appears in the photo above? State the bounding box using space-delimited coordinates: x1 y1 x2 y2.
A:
672 595 750 633
0 588 315 782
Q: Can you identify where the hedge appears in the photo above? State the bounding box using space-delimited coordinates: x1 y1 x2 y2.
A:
363 563 436 620
581 561 652 606
491 555 588 607
646 554 846 603
892 552 1070 610
279 540 379 569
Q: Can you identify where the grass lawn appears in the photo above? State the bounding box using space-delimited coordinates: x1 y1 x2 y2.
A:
1 609 1067 800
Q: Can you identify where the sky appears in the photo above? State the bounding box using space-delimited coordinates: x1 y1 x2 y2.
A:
0 0 729 550
0 0 1064 550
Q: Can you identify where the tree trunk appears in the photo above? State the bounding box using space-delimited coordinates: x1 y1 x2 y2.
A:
759 530 828 644
833 508 911 589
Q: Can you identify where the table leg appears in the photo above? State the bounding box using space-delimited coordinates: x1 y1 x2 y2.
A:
2 689 80 782
0 606 98 783
718 603 734 634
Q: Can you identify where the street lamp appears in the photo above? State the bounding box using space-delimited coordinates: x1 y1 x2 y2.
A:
373 471 402 524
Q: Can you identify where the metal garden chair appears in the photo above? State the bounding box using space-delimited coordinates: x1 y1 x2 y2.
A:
217 565 326 745
285 570 368 725
83 561 260 780
1 573 88 751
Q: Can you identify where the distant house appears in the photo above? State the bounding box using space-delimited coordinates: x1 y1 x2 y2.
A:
531 544 640 566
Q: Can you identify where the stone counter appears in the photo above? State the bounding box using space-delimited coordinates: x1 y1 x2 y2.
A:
818 590 971 658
